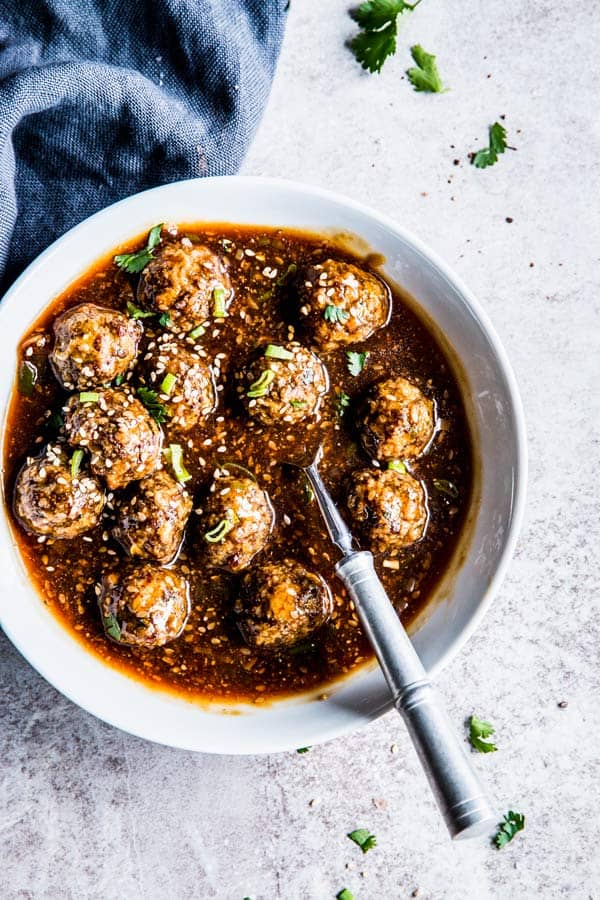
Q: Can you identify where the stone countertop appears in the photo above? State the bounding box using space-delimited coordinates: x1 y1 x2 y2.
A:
1 1 599 898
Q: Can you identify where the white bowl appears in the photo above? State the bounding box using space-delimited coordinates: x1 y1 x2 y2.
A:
0 177 526 753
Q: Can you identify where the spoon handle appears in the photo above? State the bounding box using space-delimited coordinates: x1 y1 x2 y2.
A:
336 550 497 840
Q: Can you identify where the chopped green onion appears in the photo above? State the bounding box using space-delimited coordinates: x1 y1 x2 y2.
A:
158 312 172 328
247 369 275 398
388 460 407 473
160 373 177 395
264 344 294 360
259 288 274 302
126 300 154 319
188 324 206 340
164 444 192 483
18 360 37 397
433 478 459 499
103 614 122 642
213 286 228 318
204 513 236 543
79 392 99 403
70 449 84 478
290 399 306 409
114 374 124 386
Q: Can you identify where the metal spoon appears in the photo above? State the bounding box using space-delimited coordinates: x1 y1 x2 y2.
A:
302 450 496 840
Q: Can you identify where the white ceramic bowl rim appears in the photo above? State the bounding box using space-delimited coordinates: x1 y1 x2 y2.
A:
0 177 527 753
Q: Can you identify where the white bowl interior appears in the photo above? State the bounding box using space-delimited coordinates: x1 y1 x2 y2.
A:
0 178 526 753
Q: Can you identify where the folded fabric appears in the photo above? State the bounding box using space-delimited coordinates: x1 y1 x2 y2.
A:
0 0 287 292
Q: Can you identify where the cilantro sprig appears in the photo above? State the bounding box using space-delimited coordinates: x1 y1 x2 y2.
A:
493 811 525 848
468 715 498 753
407 44 447 93
350 0 420 74
136 386 170 424
346 350 369 376
347 828 377 853
471 122 508 169
114 223 163 274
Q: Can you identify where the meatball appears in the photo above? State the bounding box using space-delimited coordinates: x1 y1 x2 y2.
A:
112 470 192 564
239 342 328 425
201 475 274 572
346 468 428 554
98 564 190 648
143 339 217 432
50 303 142 391
14 442 104 538
137 241 232 333
64 388 163 490
360 377 436 462
236 559 333 651
297 258 390 349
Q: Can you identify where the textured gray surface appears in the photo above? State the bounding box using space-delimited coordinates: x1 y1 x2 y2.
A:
2 1 599 898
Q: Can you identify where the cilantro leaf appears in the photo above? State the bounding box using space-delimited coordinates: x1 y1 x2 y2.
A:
471 122 508 169
346 350 369 376
136 386 170 424
336 391 351 416
493 810 525 849
468 714 498 753
126 300 154 320
324 304 350 325
348 828 377 853
349 0 419 74
103 614 122 642
114 223 163 274
407 44 447 93
296 746 311 753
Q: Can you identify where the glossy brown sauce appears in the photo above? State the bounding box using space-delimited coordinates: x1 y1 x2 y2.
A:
3 225 474 704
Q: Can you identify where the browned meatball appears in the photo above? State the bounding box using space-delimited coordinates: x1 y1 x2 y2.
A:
63 388 163 490
143 339 216 432
361 377 436 462
98 564 190 648
137 241 232 333
13 443 105 539
112 470 192 564
236 559 333 651
297 258 390 349
201 475 274 572
346 468 428 554
238 342 328 425
50 303 142 390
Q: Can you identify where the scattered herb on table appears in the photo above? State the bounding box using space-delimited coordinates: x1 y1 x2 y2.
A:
493 810 525 848
346 350 369 376
468 714 498 753
347 828 377 853
337 890 354 900
296 746 311 753
324 304 350 325
137 387 170 424
350 0 420 74
471 122 508 169
407 44 447 93
115 223 163 274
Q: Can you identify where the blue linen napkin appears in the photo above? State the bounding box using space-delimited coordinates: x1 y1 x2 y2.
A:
0 0 287 292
